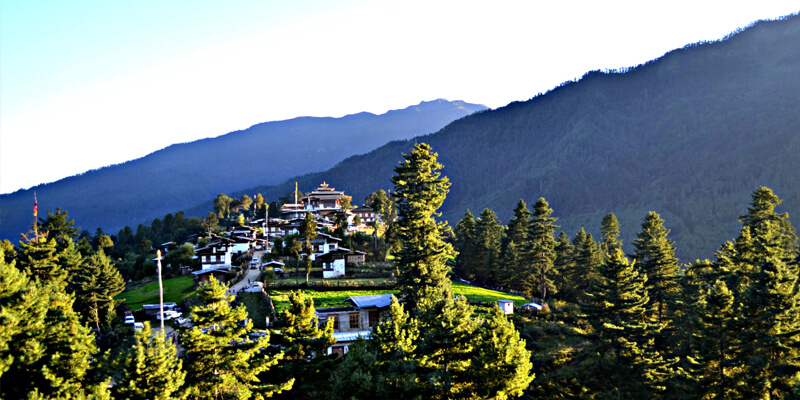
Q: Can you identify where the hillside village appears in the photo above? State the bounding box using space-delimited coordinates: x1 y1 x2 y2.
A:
4 13 800 399
190 182 374 285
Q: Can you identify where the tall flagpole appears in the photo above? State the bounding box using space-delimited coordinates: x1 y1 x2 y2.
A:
33 191 38 237
157 249 165 331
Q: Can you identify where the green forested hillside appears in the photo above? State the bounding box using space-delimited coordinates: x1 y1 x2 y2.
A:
0 100 485 241
214 15 800 262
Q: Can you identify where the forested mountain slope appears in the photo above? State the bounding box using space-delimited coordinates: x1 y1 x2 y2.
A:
217 15 800 262
0 100 485 240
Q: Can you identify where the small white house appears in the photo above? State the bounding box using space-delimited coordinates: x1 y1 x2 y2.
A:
497 299 515 315
317 248 351 278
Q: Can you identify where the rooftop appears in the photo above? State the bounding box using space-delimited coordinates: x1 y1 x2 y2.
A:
343 294 395 309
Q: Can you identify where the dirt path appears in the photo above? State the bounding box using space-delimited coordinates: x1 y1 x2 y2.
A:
228 267 262 294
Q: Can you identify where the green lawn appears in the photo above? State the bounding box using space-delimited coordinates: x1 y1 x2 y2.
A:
118 275 197 311
451 282 528 306
269 280 527 315
269 288 398 315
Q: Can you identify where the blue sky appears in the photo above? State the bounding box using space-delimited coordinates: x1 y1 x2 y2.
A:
1 1 798 194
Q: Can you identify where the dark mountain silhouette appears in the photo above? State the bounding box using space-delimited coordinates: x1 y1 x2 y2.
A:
207 14 800 262
0 100 486 240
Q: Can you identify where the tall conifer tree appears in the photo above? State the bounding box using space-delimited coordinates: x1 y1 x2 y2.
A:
694 279 736 400
391 143 452 310
181 276 292 399
631 211 680 326
473 208 503 286
500 200 531 290
454 210 478 282
600 213 622 258
580 248 672 398
71 249 126 332
115 322 186 400
271 291 335 400
0 249 109 399
526 198 559 300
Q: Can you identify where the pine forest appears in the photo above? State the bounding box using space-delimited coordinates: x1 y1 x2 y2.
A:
2 140 800 399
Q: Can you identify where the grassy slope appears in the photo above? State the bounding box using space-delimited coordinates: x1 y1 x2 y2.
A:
268 281 527 315
118 275 196 311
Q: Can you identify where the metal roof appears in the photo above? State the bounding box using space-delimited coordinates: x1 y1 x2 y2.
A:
191 265 232 275
521 302 542 310
343 294 395 309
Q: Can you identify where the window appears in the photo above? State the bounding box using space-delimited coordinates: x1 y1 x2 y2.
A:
202 256 207 263
220 255 226 262
369 311 380 326
211 255 217 262
349 313 360 329
330 314 339 331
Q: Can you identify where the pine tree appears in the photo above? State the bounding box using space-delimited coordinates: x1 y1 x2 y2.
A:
631 212 680 326
72 249 126 332
272 291 335 400
279 291 335 360
717 187 800 398
415 286 481 399
734 246 800 398
499 200 530 290
694 278 737 400
16 235 67 287
115 322 186 400
738 187 799 261
59 237 86 285
525 198 559 300
553 231 574 301
0 249 43 391
454 210 477 282
580 248 672 399
465 306 534 399
0 271 109 399
600 213 622 258
391 143 453 310
41 207 81 250
662 261 709 400
328 339 383 400
181 276 292 399
371 296 421 398
563 228 601 303
473 208 503 286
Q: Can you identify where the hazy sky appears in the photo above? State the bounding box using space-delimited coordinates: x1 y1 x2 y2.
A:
2 1 798 194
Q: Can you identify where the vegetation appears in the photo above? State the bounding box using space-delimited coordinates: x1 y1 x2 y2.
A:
0 101 484 244
4 17 800 395
3 133 800 399
118 275 196 311
233 15 800 264
391 143 453 310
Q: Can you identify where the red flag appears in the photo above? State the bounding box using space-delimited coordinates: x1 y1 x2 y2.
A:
33 192 38 217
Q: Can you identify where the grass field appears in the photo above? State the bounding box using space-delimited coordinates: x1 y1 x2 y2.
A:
268 280 528 315
269 288 398 314
118 275 197 311
451 282 528 305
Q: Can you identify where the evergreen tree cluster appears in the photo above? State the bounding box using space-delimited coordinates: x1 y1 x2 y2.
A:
458 186 800 399
4 141 800 399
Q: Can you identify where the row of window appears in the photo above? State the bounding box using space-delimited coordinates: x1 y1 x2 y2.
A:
200 255 226 263
321 311 382 331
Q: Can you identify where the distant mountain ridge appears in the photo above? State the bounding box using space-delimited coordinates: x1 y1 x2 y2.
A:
208 14 800 262
0 99 486 240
